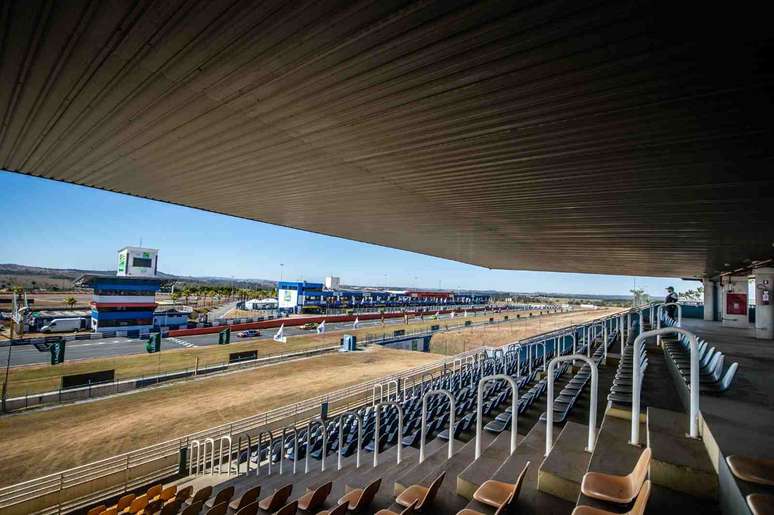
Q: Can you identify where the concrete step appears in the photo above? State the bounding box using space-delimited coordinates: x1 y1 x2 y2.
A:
454 430 517 500
537 421 593 502
461 421 575 515
647 407 717 500
393 435 475 495
383 432 488 515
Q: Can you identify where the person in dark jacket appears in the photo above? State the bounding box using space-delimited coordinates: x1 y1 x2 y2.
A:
665 287 679 319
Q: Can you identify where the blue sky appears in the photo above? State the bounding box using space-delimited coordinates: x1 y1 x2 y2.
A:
1 170 694 296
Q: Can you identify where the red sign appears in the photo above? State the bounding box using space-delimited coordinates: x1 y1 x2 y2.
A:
726 293 748 315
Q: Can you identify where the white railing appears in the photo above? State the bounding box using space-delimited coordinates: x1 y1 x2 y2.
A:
475 374 519 459
630 327 699 443
419 390 455 463
545 355 598 455
336 411 363 470
373 402 404 466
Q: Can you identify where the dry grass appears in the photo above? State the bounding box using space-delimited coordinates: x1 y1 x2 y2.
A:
428 308 622 355
0 346 442 487
6 309 539 396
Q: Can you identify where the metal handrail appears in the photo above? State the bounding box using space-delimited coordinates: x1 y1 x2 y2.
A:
373 402 404 466
304 420 325 474
545 355 598 455
372 384 383 406
203 438 215 475
631 327 699 443
476 375 519 459
385 379 399 401
336 411 363 470
188 440 201 475
420 389 455 463
256 430 274 476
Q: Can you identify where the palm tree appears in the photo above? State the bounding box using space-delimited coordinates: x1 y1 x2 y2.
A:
64 296 77 309
181 287 191 306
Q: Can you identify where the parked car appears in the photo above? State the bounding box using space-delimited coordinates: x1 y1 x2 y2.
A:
300 322 318 330
237 329 261 337
40 318 85 333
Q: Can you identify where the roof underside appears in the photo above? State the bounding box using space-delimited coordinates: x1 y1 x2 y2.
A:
2 0 774 278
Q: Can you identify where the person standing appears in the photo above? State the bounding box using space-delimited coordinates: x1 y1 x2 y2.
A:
665 287 679 319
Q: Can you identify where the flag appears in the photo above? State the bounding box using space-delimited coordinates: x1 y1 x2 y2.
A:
317 320 326 334
434 311 439 319
464 310 468 317
353 317 359 329
450 311 455 319
273 324 287 343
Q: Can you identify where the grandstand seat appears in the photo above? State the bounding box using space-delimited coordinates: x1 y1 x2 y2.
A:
114 494 135 512
230 485 261 512
259 484 293 513
297 481 332 512
137 499 162 515
88 506 106 515
375 500 417 515
180 501 203 515
204 501 228 515
336 478 381 512
472 461 529 510
572 481 651 515
169 486 192 506
123 494 148 514
99 508 118 515
316 501 348 515
395 471 446 512
153 485 177 503
159 501 181 515
727 455 774 487
274 500 299 515
185 486 212 509
204 486 234 510
747 493 774 515
581 448 651 504
234 501 259 515
146 484 163 500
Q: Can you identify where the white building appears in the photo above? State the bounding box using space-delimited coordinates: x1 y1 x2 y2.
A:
325 276 340 289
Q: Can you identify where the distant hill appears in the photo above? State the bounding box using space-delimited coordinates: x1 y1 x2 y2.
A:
0 264 276 291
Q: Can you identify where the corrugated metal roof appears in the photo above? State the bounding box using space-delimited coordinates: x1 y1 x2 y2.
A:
2 0 773 278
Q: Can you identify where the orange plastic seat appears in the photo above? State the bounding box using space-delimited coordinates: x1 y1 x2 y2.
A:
159 501 181 515
155 485 177 503
748 494 774 515
87 505 106 515
395 471 445 511
337 478 381 512
137 499 163 515
124 494 148 514
187 486 213 508
100 508 118 515
376 500 417 515
297 482 332 512
573 480 651 515
316 501 348 515
230 485 261 512
259 484 293 513
115 494 136 512
727 456 774 487
473 461 530 510
146 484 163 500
581 448 651 504
169 486 192 506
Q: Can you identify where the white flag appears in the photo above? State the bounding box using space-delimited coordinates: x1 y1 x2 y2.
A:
434 311 440 319
450 311 455 319
464 310 468 318
273 324 287 343
353 317 359 329
317 320 326 334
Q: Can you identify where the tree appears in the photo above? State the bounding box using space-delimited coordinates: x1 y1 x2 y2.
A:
630 288 650 307
64 296 77 309
170 291 180 304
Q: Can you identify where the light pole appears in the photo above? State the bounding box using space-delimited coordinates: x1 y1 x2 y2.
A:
280 263 284 282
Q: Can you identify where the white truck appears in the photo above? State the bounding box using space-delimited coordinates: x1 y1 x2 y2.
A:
40 318 85 333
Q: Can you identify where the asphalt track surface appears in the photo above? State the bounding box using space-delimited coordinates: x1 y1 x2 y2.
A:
0 312 471 367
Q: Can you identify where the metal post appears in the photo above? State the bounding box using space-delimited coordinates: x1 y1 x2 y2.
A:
373 402 403 466
620 314 625 354
546 355 598 455
630 327 699 443
420 390 455 462
476 374 519 459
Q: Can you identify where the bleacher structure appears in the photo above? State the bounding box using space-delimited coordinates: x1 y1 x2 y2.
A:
3 303 772 515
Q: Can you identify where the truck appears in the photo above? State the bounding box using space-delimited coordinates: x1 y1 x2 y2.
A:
40 318 85 333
